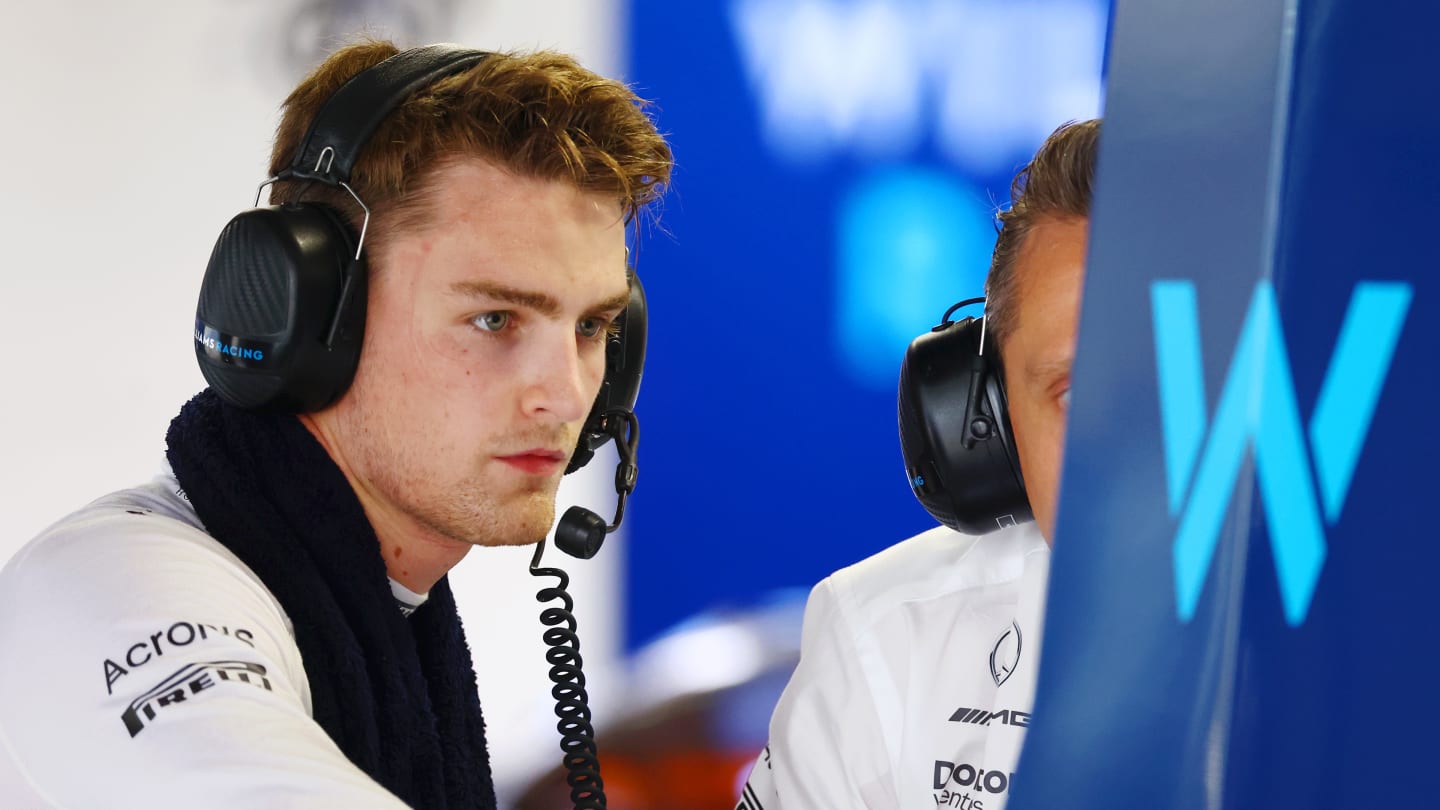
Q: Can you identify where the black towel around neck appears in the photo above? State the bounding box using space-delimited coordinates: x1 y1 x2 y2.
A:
166 389 496 809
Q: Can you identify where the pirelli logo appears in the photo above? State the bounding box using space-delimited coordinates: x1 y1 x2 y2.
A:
736 783 766 810
947 707 1030 728
121 660 272 737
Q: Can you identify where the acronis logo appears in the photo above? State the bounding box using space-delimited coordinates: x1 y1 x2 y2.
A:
1151 280 1411 626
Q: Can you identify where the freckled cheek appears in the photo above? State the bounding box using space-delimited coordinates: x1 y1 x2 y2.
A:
423 347 505 404
361 327 483 409
423 335 472 371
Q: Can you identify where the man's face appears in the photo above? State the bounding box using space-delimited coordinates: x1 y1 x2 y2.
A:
317 157 630 550
999 216 1088 543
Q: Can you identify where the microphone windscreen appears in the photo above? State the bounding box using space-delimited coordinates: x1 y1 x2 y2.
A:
555 506 607 559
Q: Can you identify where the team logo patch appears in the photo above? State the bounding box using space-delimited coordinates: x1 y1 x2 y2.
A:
948 707 1030 728
989 621 1022 687
1151 280 1412 626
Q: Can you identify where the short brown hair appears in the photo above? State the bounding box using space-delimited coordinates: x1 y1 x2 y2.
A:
985 119 1100 346
266 40 672 259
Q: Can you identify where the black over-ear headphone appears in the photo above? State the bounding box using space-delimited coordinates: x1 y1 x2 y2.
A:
193 44 646 557
897 298 1032 534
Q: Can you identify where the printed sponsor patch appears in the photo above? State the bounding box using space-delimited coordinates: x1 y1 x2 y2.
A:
734 747 770 810
103 621 255 694
122 660 272 737
947 707 1031 728
933 760 1013 808
989 621 1022 687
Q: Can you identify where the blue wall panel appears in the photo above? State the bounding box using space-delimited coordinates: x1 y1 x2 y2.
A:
1014 0 1439 805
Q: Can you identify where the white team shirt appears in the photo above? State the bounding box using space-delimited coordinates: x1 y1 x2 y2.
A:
0 471 422 808
738 522 1050 810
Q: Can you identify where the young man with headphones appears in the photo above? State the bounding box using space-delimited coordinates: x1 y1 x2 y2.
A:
0 42 670 808
737 119 1099 810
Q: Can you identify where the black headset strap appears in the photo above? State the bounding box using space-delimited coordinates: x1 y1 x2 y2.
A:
289 44 491 184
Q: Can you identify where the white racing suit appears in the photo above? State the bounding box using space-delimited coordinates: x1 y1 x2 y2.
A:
738 522 1051 810
0 470 423 808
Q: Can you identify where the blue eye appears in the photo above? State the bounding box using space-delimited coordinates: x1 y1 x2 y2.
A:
473 312 510 332
1059 389 1072 408
577 317 606 338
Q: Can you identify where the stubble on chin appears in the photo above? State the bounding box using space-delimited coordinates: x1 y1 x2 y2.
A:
410 475 561 549
341 401 569 548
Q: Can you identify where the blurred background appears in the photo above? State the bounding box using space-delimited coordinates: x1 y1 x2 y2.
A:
0 0 1105 806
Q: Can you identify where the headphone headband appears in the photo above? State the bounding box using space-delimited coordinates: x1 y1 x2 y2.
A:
198 42 648 433
289 45 490 184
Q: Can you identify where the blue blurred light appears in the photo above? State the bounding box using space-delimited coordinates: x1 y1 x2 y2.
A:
731 0 1106 173
837 165 993 388
625 0 1108 650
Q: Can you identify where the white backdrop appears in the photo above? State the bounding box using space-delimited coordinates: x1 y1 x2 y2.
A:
0 0 632 804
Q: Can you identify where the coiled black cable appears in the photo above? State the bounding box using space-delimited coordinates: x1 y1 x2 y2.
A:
530 540 606 809
527 407 639 809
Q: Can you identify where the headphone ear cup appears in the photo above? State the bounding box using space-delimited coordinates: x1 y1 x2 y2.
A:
984 359 1029 502
897 317 1032 533
565 270 647 474
195 204 366 412
605 268 647 413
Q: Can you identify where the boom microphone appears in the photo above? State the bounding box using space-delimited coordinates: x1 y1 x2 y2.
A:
552 408 640 559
